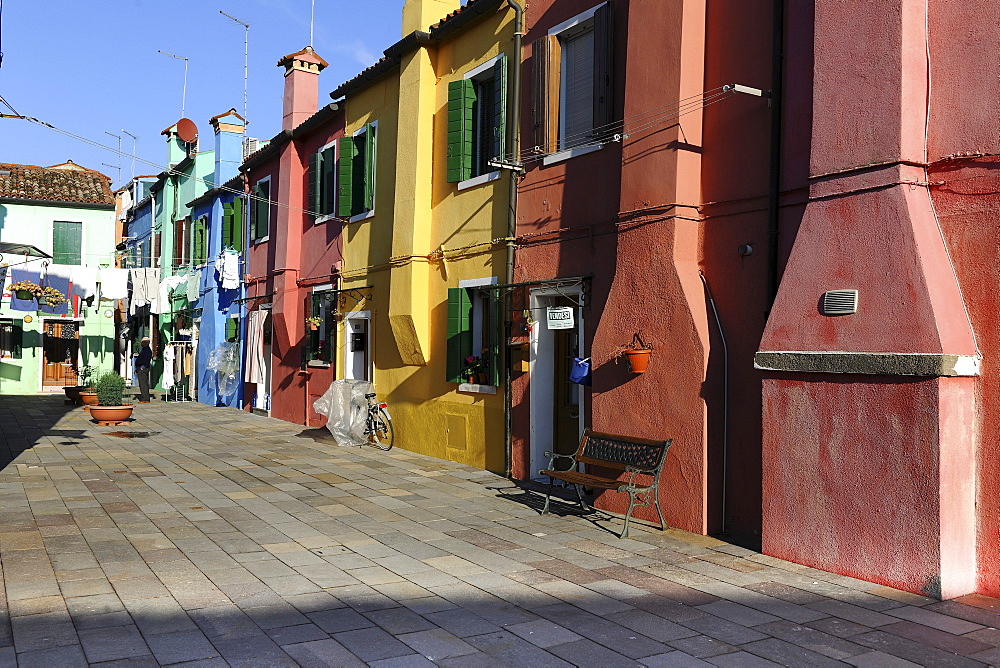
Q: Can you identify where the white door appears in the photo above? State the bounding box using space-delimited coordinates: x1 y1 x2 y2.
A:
343 312 371 381
529 288 586 479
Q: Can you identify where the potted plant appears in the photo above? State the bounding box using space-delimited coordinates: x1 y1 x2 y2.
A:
306 315 322 331
40 286 68 307
615 332 654 374
463 354 487 384
65 364 95 405
8 280 43 302
89 371 134 425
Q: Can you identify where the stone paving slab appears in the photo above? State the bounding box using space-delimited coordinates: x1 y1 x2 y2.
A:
0 395 997 666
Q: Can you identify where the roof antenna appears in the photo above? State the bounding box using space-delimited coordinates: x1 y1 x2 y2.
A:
309 0 316 47
220 11 251 124
158 50 189 118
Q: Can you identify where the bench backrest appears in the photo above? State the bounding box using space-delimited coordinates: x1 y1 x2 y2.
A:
577 429 672 474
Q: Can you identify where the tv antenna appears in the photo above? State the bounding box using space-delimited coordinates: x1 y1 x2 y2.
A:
220 10 250 124
158 50 189 117
310 0 316 46
121 129 137 179
104 132 121 188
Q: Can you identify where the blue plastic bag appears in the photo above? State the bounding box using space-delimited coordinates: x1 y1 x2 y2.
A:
569 357 592 386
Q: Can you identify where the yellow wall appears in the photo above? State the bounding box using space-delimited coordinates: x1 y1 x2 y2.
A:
338 8 514 472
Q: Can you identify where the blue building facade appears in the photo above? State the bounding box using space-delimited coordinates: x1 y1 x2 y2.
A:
187 110 247 407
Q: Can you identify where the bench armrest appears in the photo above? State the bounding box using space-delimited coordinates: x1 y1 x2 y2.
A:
543 451 578 473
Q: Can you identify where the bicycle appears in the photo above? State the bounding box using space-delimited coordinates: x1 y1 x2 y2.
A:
363 392 394 450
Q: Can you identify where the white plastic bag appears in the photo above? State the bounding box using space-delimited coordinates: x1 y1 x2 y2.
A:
207 342 241 398
312 379 375 446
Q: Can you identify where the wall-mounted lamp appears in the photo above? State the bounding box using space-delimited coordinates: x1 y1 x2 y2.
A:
737 244 753 257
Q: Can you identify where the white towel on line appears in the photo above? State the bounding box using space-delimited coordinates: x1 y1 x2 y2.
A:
99 268 129 300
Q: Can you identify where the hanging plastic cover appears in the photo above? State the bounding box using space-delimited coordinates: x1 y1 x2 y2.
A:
313 379 376 446
206 342 241 398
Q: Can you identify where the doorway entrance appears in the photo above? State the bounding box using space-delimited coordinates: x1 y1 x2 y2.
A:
343 311 371 381
528 289 585 479
42 320 80 390
250 308 273 413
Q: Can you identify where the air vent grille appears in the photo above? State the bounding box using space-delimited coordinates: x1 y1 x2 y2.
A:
822 289 858 316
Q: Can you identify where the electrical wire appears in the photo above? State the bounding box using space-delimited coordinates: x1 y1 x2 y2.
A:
0 103 341 222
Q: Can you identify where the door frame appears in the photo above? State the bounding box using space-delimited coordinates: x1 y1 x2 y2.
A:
254 305 273 413
343 310 372 382
528 286 585 479
39 318 84 391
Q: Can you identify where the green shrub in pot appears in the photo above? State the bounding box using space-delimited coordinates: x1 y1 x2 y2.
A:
95 371 127 407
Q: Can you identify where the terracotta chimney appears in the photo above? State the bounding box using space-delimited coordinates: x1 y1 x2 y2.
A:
277 46 329 131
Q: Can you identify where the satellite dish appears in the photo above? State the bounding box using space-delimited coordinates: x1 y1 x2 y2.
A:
176 118 198 143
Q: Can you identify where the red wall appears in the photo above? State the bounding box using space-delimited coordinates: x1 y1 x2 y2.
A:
514 0 773 538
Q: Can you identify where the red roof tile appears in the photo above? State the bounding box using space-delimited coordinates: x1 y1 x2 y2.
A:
0 161 114 205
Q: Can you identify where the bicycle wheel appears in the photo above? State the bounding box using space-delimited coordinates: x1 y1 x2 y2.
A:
367 408 394 450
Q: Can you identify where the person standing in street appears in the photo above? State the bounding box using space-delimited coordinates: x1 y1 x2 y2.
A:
136 337 153 403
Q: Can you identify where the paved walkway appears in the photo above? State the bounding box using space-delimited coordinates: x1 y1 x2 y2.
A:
0 395 997 667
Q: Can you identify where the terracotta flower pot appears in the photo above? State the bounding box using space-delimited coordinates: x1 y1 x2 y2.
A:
308 323 319 331
623 348 651 373
89 405 134 426
79 391 99 406
64 386 84 405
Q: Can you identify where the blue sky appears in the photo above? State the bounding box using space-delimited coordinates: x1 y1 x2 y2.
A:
0 0 403 188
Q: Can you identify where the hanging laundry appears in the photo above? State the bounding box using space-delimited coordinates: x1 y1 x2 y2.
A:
163 344 175 389
155 275 186 314
218 251 240 291
71 266 99 300
99 268 129 300
8 268 40 312
186 269 201 302
245 310 269 385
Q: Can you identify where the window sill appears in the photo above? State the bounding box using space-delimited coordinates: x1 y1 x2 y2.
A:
542 143 603 166
457 171 502 191
458 383 496 395
306 360 330 368
348 210 375 224
314 213 337 225
253 236 269 245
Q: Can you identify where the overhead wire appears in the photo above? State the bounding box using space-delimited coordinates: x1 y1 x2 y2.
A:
0 103 341 222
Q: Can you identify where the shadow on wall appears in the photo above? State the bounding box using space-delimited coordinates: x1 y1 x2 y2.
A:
0 361 21 382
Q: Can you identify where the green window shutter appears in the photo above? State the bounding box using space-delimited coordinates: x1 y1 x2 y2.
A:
249 185 261 238
338 136 356 217
363 124 376 211
446 287 473 383
222 202 234 249
232 197 244 249
253 182 269 239
53 221 83 265
11 323 22 360
193 217 206 265
492 53 508 168
308 151 323 218
321 147 336 215
226 317 239 342
447 79 475 183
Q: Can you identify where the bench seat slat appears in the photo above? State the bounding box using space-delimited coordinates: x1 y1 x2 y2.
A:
539 469 652 492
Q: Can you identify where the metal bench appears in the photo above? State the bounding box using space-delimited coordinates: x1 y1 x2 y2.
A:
539 429 672 538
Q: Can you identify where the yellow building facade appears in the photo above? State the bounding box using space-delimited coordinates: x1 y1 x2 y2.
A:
332 0 516 471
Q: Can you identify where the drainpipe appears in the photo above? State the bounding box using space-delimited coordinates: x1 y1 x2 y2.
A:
503 0 524 479
766 0 784 309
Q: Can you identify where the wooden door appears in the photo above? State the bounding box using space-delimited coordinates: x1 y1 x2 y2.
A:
43 321 79 387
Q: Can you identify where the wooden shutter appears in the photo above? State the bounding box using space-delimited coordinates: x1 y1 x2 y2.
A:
253 182 269 239
363 124 376 212
11 323 22 360
53 221 82 265
153 231 162 268
338 136 356 217
193 217 207 265
226 317 239 342
561 28 596 150
321 146 336 215
492 53 508 168
592 1 614 138
232 197 244 249
446 287 473 383
308 151 323 218
222 202 234 249
447 79 474 183
489 291 502 386
530 37 548 151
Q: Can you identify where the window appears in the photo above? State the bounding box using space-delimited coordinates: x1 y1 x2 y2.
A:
225 315 241 343
531 2 614 158
447 55 507 184
306 290 337 366
338 123 376 219
191 216 208 266
173 217 190 267
308 142 337 220
446 279 500 385
52 221 82 265
0 320 23 359
153 230 162 268
222 198 244 250
250 178 271 241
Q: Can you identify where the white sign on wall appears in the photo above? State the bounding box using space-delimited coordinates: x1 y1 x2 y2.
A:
546 306 575 330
